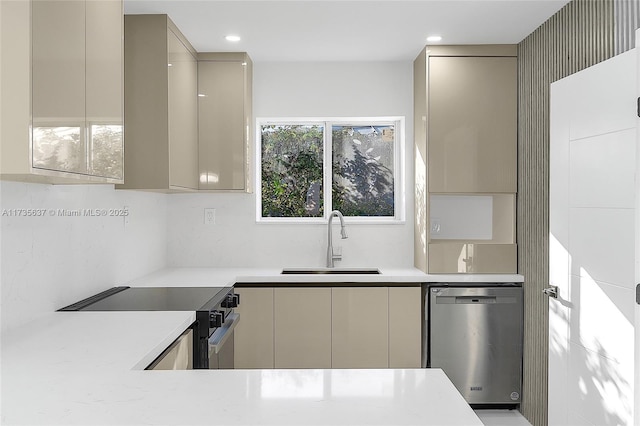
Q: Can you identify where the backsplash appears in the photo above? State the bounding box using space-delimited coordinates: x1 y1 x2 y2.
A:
166 192 413 268
166 61 414 269
0 181 167 332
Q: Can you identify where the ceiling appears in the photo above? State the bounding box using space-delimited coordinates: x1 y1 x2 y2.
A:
124 0 571 62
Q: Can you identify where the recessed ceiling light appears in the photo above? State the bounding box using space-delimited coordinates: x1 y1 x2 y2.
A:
427 35 442 42
225 35 241 42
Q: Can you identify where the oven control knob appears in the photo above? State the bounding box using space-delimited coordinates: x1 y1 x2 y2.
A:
222 293 239 308
209 310 224 328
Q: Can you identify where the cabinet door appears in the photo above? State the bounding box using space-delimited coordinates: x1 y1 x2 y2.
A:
168 28 198 190
147 329 193 370
428 56 517 193
428 243 517 273
198 60 247 190
332 287 389 368
86 0 123 180
234 287 274 368
31 0 87 174
274 287 331 368
388 287 422 368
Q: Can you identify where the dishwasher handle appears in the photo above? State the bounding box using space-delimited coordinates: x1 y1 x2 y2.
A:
455 296 497 304
208 313 240 354
434 295 517 304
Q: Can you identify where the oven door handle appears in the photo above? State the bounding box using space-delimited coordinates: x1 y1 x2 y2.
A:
208 313 240 354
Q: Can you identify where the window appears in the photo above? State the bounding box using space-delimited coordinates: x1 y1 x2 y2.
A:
257 118 404 222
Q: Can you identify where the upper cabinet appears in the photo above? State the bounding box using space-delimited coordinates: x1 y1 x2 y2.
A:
425 47 517 193
118 17 253 193
1 0 124 183
117 14 198 192
198 53 253 192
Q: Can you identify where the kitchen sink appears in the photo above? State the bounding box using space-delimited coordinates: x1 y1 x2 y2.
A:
281 268 381 275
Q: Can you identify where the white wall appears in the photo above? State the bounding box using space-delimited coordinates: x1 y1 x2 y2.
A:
167 61 415 268
549 49 636 426
0 182 167 332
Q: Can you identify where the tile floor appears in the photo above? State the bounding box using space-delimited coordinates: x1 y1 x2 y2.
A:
474 409 532 426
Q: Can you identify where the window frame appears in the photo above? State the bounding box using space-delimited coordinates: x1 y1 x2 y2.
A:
256 117 405 224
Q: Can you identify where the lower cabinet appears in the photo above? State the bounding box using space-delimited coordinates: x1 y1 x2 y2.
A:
147 329 193 370
275 287 332 368
234 285 422 369
331 287 389 368
234 287 274 368
389 286 422 367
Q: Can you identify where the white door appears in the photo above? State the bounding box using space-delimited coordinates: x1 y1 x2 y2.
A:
549 48 637 425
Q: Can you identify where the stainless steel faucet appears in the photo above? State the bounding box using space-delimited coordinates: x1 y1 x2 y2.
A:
327 210 348 268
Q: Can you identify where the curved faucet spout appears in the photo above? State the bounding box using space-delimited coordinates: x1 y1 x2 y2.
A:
327 210 348 268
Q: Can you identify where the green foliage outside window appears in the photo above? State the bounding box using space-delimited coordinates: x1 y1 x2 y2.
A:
261 125 324 217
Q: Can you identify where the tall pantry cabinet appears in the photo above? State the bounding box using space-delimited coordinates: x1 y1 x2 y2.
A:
414 45 518 273
1 0 124 183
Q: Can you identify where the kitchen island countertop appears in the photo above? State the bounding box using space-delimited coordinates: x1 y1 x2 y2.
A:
1 311 483 425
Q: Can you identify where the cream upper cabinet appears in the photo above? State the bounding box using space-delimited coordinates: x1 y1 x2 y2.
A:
426 49 517 193
331 287 389 368
198 53 253 192
85 1 125 181
234 287 274 369
118 14 198 192
1 0 123 183
168 29 199 190
274 287 331 368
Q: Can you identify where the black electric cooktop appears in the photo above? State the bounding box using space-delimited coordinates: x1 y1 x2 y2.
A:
59 286 233 312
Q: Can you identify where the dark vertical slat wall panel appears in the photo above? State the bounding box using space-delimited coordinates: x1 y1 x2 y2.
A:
517 1 617 425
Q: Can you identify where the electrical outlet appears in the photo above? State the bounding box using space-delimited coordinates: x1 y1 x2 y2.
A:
204 208 216 225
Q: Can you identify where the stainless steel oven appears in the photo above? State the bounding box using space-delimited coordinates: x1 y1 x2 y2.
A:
207 312 238 369
60 286 240 369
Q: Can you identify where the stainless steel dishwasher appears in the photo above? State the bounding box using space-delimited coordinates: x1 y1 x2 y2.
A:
425 283 523 407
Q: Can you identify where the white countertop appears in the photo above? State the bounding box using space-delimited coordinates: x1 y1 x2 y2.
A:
1 266 520 424
1 311 483 426
124 267 524 288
